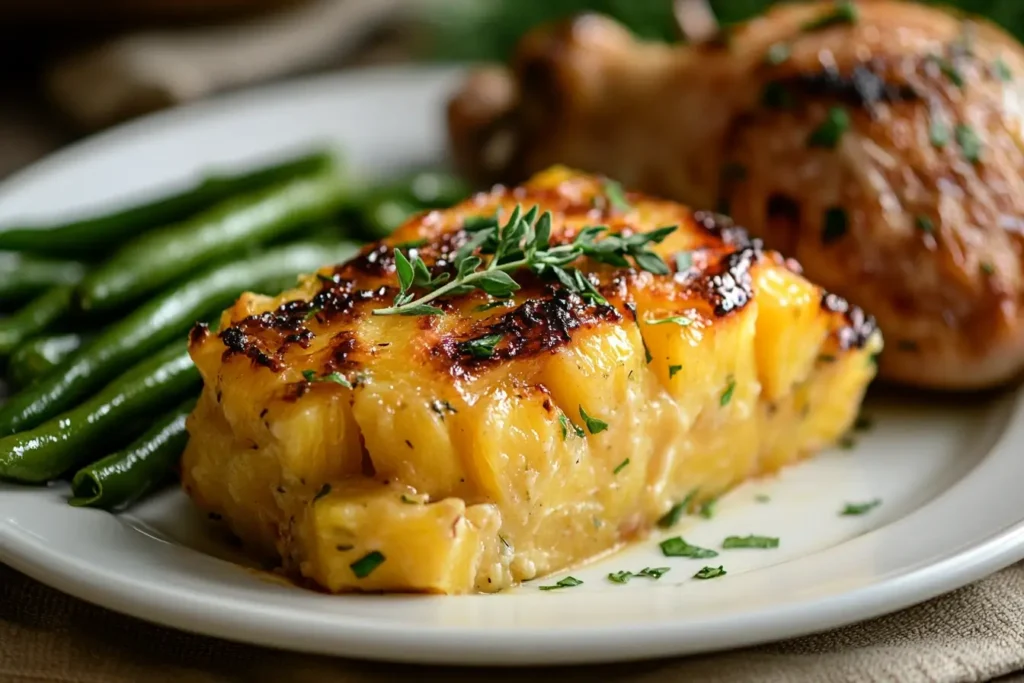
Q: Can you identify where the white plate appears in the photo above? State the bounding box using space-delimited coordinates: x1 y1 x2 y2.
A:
2 66 1024 666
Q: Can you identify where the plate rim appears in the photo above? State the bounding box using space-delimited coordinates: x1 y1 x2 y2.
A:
3 64 1024 666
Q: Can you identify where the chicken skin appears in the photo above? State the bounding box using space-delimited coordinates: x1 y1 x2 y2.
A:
448 0 1024 389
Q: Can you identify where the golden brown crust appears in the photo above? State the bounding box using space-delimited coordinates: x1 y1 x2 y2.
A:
448 0 1024 389
192 170 874 389
183 167 881 594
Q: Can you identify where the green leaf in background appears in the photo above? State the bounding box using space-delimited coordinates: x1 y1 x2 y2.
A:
422 0 1024 62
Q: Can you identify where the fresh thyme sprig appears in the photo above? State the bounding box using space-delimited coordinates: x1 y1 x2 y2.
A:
372 204 677 316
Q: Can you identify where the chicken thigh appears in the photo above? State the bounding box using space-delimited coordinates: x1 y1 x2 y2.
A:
448 0 1024 389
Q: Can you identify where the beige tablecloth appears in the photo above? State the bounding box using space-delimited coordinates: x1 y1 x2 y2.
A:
2 561 1024 683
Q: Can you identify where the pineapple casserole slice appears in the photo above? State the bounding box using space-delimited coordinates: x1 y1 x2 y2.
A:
183 166 882 594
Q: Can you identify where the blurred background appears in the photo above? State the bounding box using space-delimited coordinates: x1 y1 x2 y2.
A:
4 0 1024 178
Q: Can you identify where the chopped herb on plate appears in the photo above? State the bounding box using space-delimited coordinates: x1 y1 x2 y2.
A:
694 565 727 580
350 550 385 579
539 576 583 591
722 535 780 549
660 536 719 559
646 315 693 326
808 107 850 148
720 380 736 407
657 489 699 528
840 499 882 516
461 333 503 358
579 406 609 434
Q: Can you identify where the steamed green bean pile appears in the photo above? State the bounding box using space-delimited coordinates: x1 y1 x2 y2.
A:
0 149 470 511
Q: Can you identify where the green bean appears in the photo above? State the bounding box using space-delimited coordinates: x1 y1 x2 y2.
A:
0 240 360 436
6 333 86 388
0 286 75 357
399 170 472 208
69 396 196 510
352 170 471 240
0 150 334 257
360 196 423 240
78 169 348 311
0 253 85 306
0 342 198 484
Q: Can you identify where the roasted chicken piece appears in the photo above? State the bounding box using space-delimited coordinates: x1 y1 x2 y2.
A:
448 0 1024 390
183 167 881 594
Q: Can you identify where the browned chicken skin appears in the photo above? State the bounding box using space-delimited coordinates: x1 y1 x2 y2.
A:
448 0 1024 389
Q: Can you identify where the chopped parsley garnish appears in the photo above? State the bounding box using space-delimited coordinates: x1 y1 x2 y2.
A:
350 550 386 578
808 107 850 148
929 115 949 148
840 499 882 516
669 365 682 379
720 380 736 407
539 576 583 591
981 262 996 275
765 42 790 65
802 1 858 31
722 535 780 549
559 413 585 439
374 204 674 316
698 497 718 519
955 124 982 162
993 58 1013 82
660 536 719 559
693 565 727 580
321 372 352 387
646 315 693 326
317 273 339 284
657 489 698 528
462 333 503 358
579 406 609 434
854 415 873 431
400 494 421 504
935 57 964 87
822 207 848 244
430 399 458 417
610 566 670 583
915 215 935 233
608 570 633 584
818 354 837 363
637 566 670 580
313 483 332 501
675 251 694 272
304 307 321 321
762 81 794 109
613 458 630 475
755 494 771 503
603 178 632 212
302 370 353 389
474 300 512 312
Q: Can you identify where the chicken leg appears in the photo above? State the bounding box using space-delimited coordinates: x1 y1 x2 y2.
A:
448 0 1024 390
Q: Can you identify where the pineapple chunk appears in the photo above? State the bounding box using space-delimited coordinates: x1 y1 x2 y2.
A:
183 166 882 594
